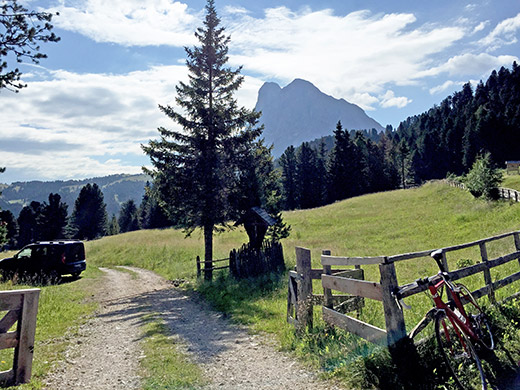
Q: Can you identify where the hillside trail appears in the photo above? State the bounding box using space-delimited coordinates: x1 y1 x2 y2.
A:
43 266 343 390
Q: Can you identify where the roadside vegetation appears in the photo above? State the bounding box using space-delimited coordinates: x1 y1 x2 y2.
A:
85 180 520 389
1 181 520 388
0 266 100 390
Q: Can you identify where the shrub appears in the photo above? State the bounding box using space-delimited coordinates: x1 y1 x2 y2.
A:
464 153 502 200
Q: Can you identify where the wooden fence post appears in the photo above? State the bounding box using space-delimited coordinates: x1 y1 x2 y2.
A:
322 250 333 310
514 233 520 268
295 247 313 331
196 256 201 278
379 259 407 346
13 290 39 384
479 242 496 304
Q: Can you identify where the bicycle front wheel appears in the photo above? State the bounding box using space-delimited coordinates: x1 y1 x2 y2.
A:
456 283 494 351
435 310 487 390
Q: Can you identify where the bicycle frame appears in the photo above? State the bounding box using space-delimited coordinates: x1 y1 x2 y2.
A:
428 276 479 344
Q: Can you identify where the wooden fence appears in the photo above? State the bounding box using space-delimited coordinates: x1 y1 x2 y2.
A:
196 256 230 279
230 240 284 279
287 248 364 331
196 241 285 280
499 187 520 202
293 230 520 347
0 289 40 386
446 179 520 202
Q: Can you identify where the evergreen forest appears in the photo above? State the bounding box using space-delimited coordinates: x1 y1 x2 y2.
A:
278 62 520 210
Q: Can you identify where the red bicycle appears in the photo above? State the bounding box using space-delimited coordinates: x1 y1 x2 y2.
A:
397 250 494 390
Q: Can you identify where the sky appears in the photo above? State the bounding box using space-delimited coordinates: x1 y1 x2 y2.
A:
1 0 520 183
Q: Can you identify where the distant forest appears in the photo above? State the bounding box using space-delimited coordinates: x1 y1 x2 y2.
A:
278 62 520 210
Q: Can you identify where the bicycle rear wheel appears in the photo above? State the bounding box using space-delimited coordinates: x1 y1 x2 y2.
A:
435 310 487 390
456 283 494 351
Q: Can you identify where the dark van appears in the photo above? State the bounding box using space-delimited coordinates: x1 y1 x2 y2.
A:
0 240 86 280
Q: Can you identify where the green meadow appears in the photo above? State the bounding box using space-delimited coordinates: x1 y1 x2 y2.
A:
2 180 520 388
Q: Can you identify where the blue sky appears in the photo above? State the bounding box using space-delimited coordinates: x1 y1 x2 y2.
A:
1 0 519 183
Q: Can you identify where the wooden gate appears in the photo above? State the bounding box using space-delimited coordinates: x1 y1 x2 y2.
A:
287 248 364 331
0 289 40 386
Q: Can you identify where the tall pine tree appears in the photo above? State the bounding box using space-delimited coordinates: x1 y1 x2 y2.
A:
69 183 108 240
142 0 262 279
40 193 68 240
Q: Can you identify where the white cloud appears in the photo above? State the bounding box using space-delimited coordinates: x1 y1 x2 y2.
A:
225 7 465 109
0 64 265 181
420 53 518 78
0 66 187 180
472 21 489 34
379 90 412 108
46 0 200 46
429 80 459 95
479 13 520 51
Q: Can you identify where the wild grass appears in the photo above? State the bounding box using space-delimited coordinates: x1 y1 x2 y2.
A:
4 180 519 388
140 313 204 390
0 266 101 390
83 181 520 388
502 173 520 190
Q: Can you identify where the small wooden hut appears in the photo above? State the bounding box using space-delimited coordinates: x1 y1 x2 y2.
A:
506 161 520 175
236 207 276 249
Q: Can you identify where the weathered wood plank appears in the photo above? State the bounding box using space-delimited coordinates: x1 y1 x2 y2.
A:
14 289 39 384
447 251 520 281
0 332 18 350
310 268 363 280
388 231 520 263
0 295 23 312
492 270 520 291
295 247 313 330
312 294 360 305
379 262 407 346
322 250 333 309
322 307 386 344
387 250 432 263
322 274 383 301
321 255 385 266
0 310 19 333
480 242 496 304
289 270 303 281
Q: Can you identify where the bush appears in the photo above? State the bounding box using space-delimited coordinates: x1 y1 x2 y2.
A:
464 153 502 200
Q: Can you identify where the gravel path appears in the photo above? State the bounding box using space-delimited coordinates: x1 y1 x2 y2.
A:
43 267 342 390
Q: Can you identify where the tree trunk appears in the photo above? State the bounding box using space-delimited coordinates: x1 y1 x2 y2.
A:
204 223 213 280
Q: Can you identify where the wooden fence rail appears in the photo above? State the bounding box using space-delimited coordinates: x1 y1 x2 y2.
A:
287 248 364 331
295 230 520 347
446 179 520 202
0 289 40 386
196 256 230 278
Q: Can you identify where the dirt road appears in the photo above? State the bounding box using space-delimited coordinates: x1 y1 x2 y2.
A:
43 267 341 390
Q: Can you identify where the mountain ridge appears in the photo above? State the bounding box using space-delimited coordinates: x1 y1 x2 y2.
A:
0 173 149 218
255 79 384 156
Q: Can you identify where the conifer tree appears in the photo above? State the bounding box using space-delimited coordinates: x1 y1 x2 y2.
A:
327 121 355 202
142 0 262 279
118 199 139 233
40 193 68 240
279 145 298 210
138 182 171 229
1 0 60 91
107 215 120 236
69 183 108 240
17 201 42 247
0 210 17 249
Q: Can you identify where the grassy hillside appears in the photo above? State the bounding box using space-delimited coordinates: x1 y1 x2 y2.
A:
502 173 520 190
4 180 520 388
